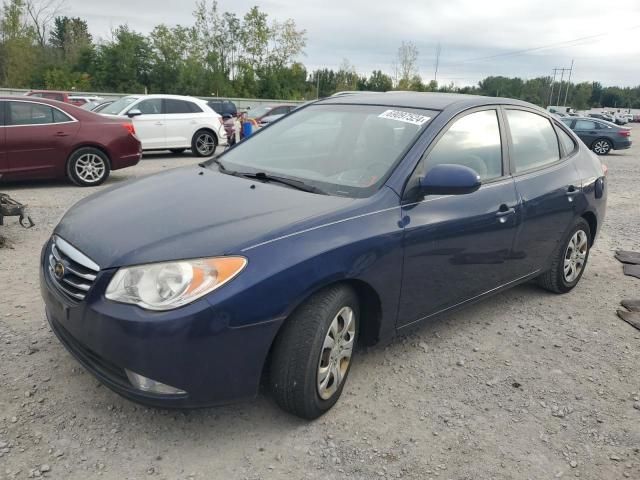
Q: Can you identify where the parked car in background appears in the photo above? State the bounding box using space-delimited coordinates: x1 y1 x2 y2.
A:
248 104 296 126
207 99 238 118
100 95 227 156
41 92 606 420
588 112 615 123
620 114 634 123
561 117 632 155
68 95 103 107
258 113 285 126
90 101 114 113
26 90 73 104
0 97 141 186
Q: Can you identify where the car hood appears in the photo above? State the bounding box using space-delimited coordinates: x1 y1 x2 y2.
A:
55 166 357 269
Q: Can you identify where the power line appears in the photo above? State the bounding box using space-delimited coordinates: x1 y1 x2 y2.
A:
440 24 640 69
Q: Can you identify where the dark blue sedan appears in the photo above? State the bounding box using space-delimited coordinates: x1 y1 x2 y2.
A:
41 93 607 419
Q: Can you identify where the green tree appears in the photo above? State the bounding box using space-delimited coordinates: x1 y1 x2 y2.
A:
366 70 393 91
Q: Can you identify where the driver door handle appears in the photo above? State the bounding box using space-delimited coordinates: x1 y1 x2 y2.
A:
54 132 69 137
496 205 515 223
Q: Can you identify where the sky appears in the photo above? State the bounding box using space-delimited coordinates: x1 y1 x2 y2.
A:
62 0 640 87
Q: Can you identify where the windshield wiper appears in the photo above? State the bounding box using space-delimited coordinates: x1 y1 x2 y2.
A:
238 171 327 195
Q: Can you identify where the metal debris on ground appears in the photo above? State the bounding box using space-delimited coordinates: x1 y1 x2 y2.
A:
623 264 640 280
615 250 640 265
0 193 34 229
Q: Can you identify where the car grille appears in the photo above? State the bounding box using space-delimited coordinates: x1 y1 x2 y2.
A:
47 236 100 304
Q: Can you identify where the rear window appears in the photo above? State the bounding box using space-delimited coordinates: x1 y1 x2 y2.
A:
506 110 560 173
556 127 576 156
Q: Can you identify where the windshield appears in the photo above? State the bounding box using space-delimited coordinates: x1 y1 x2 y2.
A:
101 96 139 115
249 106 272 118
215 104 436 197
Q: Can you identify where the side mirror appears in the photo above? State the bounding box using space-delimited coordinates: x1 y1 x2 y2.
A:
127 108 142 118
419 164 481 196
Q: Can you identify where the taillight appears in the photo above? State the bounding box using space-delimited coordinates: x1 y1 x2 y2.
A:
602 164 608 176
123 123 136 136
618 130 631 137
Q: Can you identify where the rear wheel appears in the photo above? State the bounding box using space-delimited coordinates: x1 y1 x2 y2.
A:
170 148 186 155
592 139 612 155
191 130 217 157
67 148 110 187
269 285 359 419
537 218 591 294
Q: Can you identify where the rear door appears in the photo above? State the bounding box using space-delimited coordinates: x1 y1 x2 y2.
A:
5 100 79 179
0 101 6 176
164 99 201 148
128 98 165 150
505 108 580 275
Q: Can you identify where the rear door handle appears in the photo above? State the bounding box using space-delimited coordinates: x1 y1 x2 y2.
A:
54 132 69 137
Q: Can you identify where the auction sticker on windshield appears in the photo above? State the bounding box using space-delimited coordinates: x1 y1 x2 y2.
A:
378 110 431 126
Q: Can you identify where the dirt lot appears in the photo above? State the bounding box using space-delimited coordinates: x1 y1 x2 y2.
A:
1 136 639 480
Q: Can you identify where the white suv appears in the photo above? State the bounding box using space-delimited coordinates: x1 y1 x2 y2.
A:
100 95 227 156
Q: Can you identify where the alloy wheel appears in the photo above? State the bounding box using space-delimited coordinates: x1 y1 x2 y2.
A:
563 230 588 283
74 154 106 184
593 140 611 155
317 306 356 400
195 133 216 156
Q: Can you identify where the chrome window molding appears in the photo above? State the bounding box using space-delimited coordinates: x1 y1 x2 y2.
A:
0 99 78 128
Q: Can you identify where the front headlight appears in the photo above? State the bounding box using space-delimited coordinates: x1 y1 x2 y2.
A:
105 257 247 311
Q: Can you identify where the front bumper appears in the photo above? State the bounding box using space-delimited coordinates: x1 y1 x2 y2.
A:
40 242 281 408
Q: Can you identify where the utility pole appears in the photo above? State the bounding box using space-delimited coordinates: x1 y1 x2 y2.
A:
562 59 574 107
548 69 558 107
316 72 321 99
434 43 441 83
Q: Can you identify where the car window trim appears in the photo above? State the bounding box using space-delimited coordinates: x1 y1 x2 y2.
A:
501 106 569 178
551 119 578 159
1 99 78 128
402 105 510 202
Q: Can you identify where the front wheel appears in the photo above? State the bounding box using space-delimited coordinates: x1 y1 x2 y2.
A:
269 285 359 420
67 148 111 186
191 130 217 157
537 218 591 294
592 139 612 155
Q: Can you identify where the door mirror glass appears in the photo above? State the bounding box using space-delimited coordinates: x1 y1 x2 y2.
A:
419 164 481 196
127 108 142 118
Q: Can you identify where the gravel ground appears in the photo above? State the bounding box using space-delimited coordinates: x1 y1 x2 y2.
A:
1 136 639 480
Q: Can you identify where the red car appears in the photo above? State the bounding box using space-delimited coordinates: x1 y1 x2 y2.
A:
0 97 141 186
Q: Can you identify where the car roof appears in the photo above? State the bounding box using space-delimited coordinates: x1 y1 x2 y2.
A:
0 96 70 106
316 91 542 113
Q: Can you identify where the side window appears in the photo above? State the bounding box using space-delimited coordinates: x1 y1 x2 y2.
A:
505 110 560 173
52 108 72 123
0 102 5 125
8 102 55 125
134 99 163 115
556 127 576 156
165 99 193 114
187 102 203 113
419 110 503 181
574 120 597 130
561 118 573 128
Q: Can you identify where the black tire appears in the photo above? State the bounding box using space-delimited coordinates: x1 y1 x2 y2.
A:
170 148 186 155
67 147 111 187
537 218 591 294
269 285 359 420
191 130 217 157
591 138 612 155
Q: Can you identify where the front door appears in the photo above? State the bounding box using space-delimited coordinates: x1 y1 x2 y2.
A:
504 108 580 275
5 100 79 179
398 108 521 327
129 98 165 150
